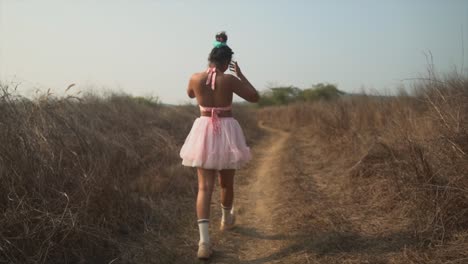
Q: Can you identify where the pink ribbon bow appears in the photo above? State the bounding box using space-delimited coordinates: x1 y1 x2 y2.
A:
211 108 221 134
206 67 217 90
199 105 232 135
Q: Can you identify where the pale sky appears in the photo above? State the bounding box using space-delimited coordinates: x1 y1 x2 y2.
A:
1 0 467 104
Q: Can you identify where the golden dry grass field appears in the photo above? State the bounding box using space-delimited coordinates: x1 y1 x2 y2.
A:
0 70 467 263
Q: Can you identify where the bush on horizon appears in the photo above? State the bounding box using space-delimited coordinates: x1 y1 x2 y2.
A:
258 83 345 107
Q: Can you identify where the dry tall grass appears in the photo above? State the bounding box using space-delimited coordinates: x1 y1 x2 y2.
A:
257 71 468 261
0 86 260 263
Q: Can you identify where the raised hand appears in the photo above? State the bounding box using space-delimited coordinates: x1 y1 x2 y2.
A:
229 61 243 77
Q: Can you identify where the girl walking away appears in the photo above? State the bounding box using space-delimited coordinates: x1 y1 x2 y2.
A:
180 31 259 259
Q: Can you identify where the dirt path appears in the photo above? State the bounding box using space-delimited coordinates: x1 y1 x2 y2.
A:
231 124 292 263
201 123 416 264
207 126 289 263
207 124 300 263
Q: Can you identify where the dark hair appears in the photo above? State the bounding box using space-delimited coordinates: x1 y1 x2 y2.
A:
208 31 234 67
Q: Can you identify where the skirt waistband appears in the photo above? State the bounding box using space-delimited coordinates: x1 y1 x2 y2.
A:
200 111 233 118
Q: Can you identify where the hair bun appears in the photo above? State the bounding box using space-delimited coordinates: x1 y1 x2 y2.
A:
215 31 228 43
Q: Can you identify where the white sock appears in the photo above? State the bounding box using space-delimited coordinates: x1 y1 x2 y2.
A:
197 219 210 244
221 204 233 222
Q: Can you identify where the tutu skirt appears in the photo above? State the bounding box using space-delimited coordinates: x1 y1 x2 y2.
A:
180 117 251 170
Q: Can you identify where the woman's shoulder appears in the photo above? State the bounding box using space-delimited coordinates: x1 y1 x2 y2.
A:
190 71 209 83
218 73 238 83
220 74 242 89
190 71 205 79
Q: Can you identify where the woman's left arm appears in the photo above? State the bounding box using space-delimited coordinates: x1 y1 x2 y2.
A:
187 76 196 98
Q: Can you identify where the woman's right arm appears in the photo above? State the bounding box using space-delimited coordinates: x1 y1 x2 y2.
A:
230 62 260 103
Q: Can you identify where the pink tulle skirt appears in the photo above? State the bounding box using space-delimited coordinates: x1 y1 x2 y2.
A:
180 117 251 170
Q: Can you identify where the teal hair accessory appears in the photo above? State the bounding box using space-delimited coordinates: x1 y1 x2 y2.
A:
213 40 228 48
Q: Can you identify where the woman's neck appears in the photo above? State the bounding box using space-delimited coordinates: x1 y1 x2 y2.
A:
208 63 228 73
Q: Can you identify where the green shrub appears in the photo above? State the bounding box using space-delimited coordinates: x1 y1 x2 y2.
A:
258 83 344 107
299 83 344 102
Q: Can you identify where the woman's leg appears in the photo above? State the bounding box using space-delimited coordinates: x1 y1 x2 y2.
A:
219 169 236 229
197 168 216 219
197 168 217 219
218 169 235 208
196 168 216 247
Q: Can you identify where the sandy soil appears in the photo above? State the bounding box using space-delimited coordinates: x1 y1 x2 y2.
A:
194 124 420 264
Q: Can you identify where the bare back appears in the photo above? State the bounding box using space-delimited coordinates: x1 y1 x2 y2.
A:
190 71 234 107
187 67 259 106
